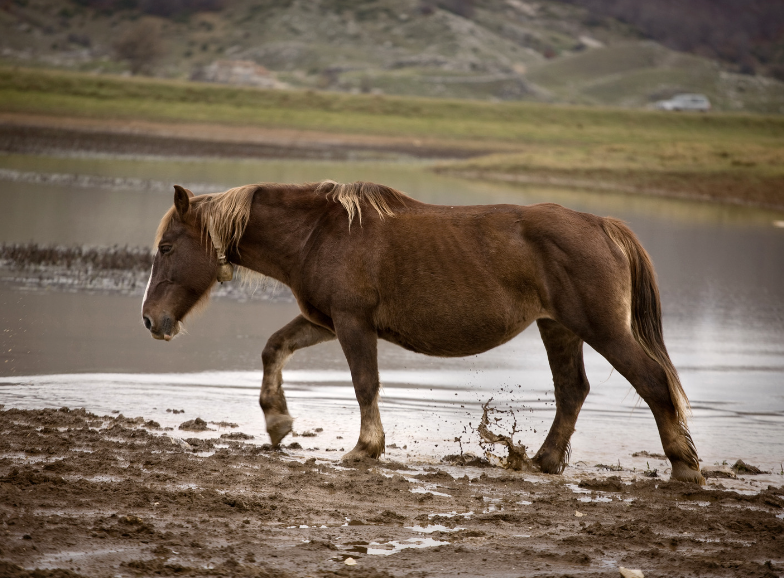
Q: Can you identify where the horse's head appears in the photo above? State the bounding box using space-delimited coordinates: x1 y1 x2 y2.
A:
141 185 218 341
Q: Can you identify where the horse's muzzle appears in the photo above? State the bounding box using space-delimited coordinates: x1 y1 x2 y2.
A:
143 313 178 341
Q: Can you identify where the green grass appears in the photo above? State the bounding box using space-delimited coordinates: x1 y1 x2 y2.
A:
1 67 783 207
1 67 782 146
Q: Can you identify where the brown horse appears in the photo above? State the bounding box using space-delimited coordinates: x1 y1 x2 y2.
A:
141 181 704 484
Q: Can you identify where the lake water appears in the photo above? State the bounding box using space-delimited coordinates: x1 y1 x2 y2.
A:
1 153 783 475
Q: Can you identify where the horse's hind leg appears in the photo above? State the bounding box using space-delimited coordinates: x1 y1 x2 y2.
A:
261 315 335 445
533 319 590 474
586 332 703 484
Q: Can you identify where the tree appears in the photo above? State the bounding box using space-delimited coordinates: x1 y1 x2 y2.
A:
114 18 166 75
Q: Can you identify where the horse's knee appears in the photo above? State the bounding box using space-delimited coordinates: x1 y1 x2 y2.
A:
261 334 288 368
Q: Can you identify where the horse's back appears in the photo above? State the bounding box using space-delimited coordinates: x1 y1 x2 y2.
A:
300 200 623 357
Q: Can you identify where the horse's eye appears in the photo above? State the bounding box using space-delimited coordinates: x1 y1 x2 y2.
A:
159 245 172 255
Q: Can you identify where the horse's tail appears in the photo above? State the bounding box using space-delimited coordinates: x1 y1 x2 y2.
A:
601 218 690 427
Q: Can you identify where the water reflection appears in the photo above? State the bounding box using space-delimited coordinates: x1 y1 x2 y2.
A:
0 154 782 469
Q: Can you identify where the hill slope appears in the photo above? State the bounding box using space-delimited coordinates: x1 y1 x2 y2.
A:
0 0 782 112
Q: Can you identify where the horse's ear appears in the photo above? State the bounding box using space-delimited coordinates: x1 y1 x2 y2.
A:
173 185 193 218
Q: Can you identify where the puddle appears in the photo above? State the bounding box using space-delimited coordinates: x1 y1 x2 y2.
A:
287 524 328 529
428 511 473 519
599 557 619 569
334 537 450 559
74 475 126 483
406 524 465 533
481 496 502 513
410 486 451 498
579 495 613 503
36 547 136 565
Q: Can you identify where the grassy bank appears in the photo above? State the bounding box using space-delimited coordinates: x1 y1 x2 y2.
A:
435 140 784 209
1 67 783 207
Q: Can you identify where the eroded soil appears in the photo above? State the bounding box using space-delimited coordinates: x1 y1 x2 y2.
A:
1 407 783 578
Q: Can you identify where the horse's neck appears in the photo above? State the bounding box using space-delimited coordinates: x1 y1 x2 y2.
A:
233 186 324 285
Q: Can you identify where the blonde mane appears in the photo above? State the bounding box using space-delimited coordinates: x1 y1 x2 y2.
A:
316 180 407 227
192 185 258 253
154 180 408 251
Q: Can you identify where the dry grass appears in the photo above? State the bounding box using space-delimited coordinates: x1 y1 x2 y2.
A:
0 243 152 271
437 141 784 208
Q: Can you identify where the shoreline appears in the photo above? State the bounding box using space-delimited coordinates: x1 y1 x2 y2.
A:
435 168 784 213
0 113 491 162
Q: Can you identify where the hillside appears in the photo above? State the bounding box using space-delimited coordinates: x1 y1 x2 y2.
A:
0 0 783 112
563 0 784 80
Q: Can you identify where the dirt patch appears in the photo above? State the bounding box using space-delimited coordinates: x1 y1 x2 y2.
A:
1 407 782 577
178 418 213 432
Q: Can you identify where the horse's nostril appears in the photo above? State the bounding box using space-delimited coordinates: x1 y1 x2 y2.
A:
143 315 152 330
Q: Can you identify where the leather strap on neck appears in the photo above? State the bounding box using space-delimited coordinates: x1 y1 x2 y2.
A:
208 217 234 283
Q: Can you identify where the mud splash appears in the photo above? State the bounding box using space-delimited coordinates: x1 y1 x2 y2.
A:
474 399 534 471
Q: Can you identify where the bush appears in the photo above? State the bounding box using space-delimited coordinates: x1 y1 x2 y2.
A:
114 18 166 75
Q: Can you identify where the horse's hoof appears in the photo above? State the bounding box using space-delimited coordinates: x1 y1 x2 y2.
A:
265 414 293 446
340 452 373 463
341 444 382 462
671 461 706 485
532 452 566 475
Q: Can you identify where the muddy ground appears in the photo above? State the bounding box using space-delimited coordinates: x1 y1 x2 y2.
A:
1 407 782 578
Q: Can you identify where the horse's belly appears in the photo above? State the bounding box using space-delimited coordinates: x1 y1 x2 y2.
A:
376 294 541 357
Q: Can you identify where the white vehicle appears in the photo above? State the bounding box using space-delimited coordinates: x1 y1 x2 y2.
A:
654 93 711 112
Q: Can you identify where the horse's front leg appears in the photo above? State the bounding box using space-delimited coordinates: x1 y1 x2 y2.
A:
261 315 336 446
333 315 385 460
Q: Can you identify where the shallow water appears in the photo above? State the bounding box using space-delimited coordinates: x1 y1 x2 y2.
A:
1 154 783 472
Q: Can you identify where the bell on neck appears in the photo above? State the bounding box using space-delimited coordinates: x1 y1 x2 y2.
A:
217 259 234 283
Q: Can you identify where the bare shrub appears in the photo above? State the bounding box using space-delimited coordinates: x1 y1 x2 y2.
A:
139 0 226 17
114 18 166 75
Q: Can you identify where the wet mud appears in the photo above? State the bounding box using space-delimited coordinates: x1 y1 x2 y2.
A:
1 407 782 578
